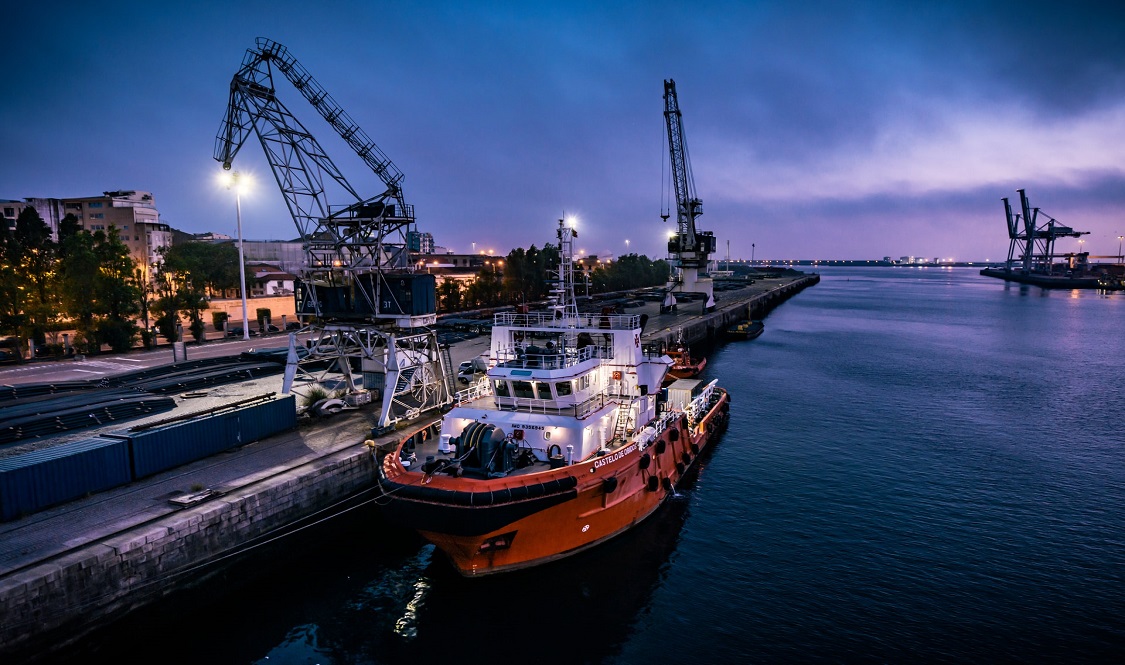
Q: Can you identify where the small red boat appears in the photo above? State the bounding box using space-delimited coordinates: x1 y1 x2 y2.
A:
664 340 706 384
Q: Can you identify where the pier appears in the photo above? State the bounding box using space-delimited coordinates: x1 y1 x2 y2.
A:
0 272 816 660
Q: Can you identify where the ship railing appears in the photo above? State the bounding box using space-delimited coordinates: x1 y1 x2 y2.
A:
454 377 494 405
495 311 639 330
492 343 612 370
493 392 610 419
681 379 718 427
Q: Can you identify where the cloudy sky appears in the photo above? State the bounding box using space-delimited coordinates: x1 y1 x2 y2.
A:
4 1 1124 261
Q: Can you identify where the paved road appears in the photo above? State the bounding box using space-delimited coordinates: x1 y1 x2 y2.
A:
0 334 304 386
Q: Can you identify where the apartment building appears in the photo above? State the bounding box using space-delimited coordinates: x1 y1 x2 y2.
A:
61 190 172 277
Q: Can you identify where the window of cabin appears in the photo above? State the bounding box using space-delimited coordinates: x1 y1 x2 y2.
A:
512 381 534 398
493 379 510 396
555 380 573 396
535 382 552 399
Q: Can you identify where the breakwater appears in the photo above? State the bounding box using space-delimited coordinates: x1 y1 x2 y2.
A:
645 274 820 348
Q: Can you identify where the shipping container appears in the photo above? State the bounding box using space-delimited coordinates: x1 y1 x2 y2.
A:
122 397 297 479
0 437 131 522
238 395 297 443
126 413 240 479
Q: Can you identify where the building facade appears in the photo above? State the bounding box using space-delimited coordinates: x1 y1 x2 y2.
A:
60 191 172 275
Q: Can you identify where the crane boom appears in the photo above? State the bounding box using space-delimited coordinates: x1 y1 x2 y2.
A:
214 38 451 431
214 37 425 325
661 79 716 313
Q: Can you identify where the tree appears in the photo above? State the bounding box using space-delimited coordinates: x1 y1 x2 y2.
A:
161 241 240 297
0 208 60 350
436 278 462 312
149 243 214 343
57 227 140 353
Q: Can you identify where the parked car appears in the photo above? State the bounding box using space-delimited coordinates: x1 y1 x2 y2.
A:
226 326 256 337
457 356 489 384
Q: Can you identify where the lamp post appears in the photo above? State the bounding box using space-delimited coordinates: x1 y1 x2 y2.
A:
222 171 251 340
1118 235 1123 262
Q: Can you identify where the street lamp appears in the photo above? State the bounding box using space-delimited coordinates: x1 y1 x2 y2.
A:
1118 235 1123 261
220 170 252 340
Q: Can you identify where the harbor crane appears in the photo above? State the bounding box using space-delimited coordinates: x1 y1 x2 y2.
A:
660 79 717 313
214 38 453 429
1003 189 1089 274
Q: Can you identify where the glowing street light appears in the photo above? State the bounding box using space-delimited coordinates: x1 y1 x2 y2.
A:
1118 235 1123 261
220 170 252 340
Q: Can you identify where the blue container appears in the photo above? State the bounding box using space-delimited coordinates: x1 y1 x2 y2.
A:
238 396 297 443
0 437 132 522
127 413 240 479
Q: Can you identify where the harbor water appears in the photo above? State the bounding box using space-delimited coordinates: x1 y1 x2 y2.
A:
46 267 1124 663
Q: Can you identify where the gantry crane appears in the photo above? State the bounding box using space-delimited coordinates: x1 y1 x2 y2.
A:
214 38 453 428
1003 189 1089 274
661 79 717 313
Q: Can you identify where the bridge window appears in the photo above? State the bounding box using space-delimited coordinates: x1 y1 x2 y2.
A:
556 380 573 396
512 381 534 399
535 381 552 399
493 379 510 397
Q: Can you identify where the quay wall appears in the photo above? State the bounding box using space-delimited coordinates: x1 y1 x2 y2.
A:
0 442 378 660
646 274 820 348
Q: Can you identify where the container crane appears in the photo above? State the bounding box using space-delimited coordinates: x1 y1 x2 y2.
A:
661 79 717 313
214 38 453 429
1002 189 1089 274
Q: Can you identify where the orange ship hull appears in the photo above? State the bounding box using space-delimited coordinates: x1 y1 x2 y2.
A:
378 389 730 576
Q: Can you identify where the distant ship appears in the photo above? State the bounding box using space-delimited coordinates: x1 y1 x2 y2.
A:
376 220 730 576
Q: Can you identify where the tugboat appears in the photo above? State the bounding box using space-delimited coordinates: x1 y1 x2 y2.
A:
376 219 730 576
663 330 707 384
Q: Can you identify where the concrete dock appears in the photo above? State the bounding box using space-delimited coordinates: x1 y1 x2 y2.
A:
0 272 817 660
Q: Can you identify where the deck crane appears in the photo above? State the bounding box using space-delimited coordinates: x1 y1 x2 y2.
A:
214 38 453 429
660 79 717 313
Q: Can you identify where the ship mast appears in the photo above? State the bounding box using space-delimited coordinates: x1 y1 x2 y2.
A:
551 218 580 323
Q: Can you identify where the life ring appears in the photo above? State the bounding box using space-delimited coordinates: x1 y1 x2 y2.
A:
422 428 430 441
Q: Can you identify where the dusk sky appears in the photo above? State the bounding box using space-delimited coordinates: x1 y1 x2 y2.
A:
4 1 1124 261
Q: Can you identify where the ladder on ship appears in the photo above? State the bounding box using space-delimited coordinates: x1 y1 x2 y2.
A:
439 344 457 395
611 402 633 443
